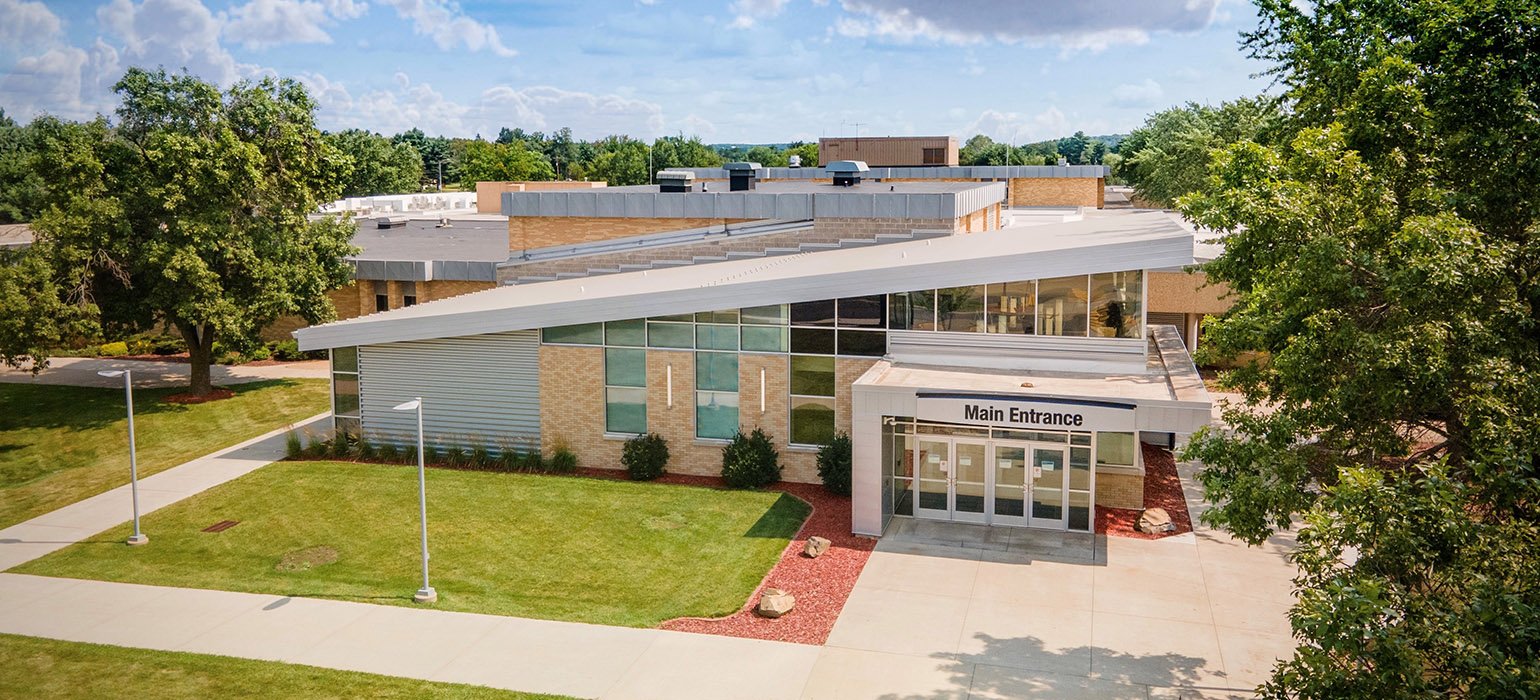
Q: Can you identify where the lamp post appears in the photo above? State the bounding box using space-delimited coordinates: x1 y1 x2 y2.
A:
97 370 148 546
392 397 436 603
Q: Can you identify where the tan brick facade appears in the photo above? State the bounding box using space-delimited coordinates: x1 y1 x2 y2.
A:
1094 469 1144 510
1009 177 1104 208
538 344 619 469
475 180 608 214
810 217 959 239
1147 270 1232 315
509 217 753 252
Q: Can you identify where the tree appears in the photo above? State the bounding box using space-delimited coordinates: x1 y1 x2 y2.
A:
786 141 818 167
13 68 356 395
456 139 555 189
392 128 455 188
1180 0 1540 695
589 137 650 185
328 129 421 197
650 134 723 171
0 110 45 223
743 145 788 167
1118 97 1282 208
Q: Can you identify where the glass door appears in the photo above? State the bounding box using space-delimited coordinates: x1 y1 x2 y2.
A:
951 439 988 524
991 443 1028 526
1030 445 1069 529
915 438 950 520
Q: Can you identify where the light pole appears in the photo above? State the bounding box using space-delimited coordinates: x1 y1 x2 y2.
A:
392 397 436 603
97 369 148 546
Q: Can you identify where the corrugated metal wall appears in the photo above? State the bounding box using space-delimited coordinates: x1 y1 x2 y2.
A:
358 330 540 449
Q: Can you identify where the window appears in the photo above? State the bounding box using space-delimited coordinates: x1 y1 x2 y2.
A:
695 324 738 351
741 325 788 352
373 281 388 312
790 355 836 445
401 282 417 307
604 348 646 434
542 323 603 345
937 286 986 332
606 319 646 346
1095 432 1138 468
922 147 946 165
695 352 738 440
789 327 836 355
740 304 787 325
987 281 1035 334
1090 270 1144 339
837 295 887 328
837 330 886 357
890 290 937 330
790 300 836 326
647 321 694 349
331 347 360 436
1037 275 1089 336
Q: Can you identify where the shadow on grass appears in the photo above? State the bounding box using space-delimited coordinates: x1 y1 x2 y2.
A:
743 492 813 539
0 379 307 432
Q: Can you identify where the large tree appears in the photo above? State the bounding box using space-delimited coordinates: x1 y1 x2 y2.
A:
328 129 421 197
1118 97 1283 207
456 139 554 189
13 68 356 395
1181 0 1540 696
0 109 45 223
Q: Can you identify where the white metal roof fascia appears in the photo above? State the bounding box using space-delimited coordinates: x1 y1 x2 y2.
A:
296 215 1194 350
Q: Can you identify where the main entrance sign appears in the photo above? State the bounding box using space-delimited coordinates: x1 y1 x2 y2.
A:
915 392 1136 432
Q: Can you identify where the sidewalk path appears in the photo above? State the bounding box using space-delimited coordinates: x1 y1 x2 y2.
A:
0 356 329 389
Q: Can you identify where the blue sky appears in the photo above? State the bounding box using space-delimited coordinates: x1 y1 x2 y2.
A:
0 0 1270 143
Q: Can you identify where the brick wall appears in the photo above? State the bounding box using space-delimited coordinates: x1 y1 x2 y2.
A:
476 181 609 214
810 217 958 239
1094 469 1144 510
538 344 620 468
1147 270 1232 315
420 280 496 303
1008 177 1104 208
509 217 754 252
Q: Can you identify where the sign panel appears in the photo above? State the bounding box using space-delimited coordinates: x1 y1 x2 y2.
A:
915 393 1136 432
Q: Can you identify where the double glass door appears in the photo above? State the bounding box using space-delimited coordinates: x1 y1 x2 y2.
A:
912 438 1073 529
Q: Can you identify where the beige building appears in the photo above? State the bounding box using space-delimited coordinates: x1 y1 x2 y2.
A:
818 136 959 167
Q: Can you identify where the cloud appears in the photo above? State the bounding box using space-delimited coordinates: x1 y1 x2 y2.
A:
961 106 1069 143
0 0 63 51
375 0 517 57
98 0 248 85
1110 78 1164 108
729 0 790 28
0 39 120 120
223 0 336 49
834 0 1218 52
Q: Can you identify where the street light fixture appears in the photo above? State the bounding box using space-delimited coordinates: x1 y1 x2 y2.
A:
97 369 148 546
392 397 436 603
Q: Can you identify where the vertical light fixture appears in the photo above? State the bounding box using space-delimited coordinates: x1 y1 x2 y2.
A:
97 369 148 546
760 367 766 414
392 397 436 604
666 364 673 407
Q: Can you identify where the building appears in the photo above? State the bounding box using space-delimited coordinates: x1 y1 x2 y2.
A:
676 163 1107 209
818 136 959 167
473 180 609 214
294 165 1217 537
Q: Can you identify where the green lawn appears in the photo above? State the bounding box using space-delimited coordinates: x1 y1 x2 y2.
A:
17 461 811 627
0 379 329 529
0 633 569 699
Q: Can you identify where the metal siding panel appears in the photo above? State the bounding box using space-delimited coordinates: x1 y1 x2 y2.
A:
358 330 540 448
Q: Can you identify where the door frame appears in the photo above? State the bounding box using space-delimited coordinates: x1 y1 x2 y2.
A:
905 435 1083 532
1028 444 1070 529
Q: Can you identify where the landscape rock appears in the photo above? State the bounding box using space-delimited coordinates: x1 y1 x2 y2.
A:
803 536 831 558
755 588 795 618
1137 507 1175 534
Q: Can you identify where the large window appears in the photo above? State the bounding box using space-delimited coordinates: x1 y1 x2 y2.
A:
937 286 986 333
331 346 360 436
1036 275 1090 337
695 351 739 440
987 281 1036 334
890 290 937 330
889 269 1144 340
604 348 646 434
1090 271 1144 339
790 355 837 446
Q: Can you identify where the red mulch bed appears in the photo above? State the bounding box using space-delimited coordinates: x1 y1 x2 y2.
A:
569 468 873 646
1095 443 1194 540
162 387 236 404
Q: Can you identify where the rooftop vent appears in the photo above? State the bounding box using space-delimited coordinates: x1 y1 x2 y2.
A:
788 154 802 168
826 160 870 187
657 170 696 194
724 161 761 192
377 216 408 229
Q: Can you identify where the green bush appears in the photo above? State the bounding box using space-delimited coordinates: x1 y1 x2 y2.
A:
721 428 782 488
303 430 328 458
444 443 468 467
470 444 492 470
151 336 186 355
522 450 547 473
377 441 402 463
549 438 578 473
126 339 153 355
622 433 669 481
285 430 303 459
330 431 353 458
98 341 129 357
243 344 273 362
269 339 305 361
817 432 853 496
357 438 376 460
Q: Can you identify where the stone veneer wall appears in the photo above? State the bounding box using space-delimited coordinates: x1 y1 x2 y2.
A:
1094 469 1144 510
1009 177 1104 208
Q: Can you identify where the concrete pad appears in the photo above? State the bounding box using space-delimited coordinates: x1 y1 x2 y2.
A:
856 550 981 597
957 599 1094 677
970 559 1094 611
1091 611 1229 689
0 574 86 611
175 595 374 663
968 663 1148 700
79 584 266 650
827 587 972 658
296 604 505 679
1206 592 1293 637
801 646 970 700
430 618 657 699
0 577 173 641
1093 566 1214 624
1212 626 1294 688
873 538 985 562
1199 559 1295 605
604 631 820 700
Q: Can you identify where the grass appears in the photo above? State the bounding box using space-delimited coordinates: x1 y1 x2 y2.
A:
0 633 570 699
17 461 811 627
0 379 330 529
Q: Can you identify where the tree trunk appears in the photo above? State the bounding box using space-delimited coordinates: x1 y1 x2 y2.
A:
175 321 216 396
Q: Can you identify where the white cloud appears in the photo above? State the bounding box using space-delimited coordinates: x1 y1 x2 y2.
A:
0 39 120 120
729 0 790 28
0 0 63 51
223 0 335 49
834 0 1217 52
1110 78 1164 108
376 0 517 57
98 0 248 85
961 106 1069 144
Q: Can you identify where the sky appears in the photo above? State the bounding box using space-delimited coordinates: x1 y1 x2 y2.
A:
0 0 1271 144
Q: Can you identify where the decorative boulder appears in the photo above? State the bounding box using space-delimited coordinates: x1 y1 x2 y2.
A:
1137 507 1175 534
803 536 831 558
755 588 795 618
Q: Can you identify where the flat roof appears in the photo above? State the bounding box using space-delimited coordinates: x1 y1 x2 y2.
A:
678 164 1109 180
604 180 993 195
502 181 1005 221
348 218 508 282
0 224 33 250
296 210 1195 350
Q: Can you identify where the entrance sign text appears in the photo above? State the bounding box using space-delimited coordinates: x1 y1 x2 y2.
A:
917 393 1136 432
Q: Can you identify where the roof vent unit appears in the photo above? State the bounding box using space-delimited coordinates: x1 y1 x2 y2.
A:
826 160 870 187
724 161 761 191
657 170 696 193
788 154 802 168
377 216 408 229
1057 157 1069 167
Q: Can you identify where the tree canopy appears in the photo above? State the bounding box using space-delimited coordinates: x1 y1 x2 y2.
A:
327 129 421 198
1180 0 1540 695
5 68 357 394
1117 97 1283 207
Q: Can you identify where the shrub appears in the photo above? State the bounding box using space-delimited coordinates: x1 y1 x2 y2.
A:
721 428 781 488
269 339 305 362
817 432 853 496
549 438 578 473
303 430 328 458
151 336 186 355
470 443 492 470
522 450 547 473
243 344 273 362
424 444 443 465
98 341 129 357
330 431 353 458
126 339 153 355
285 430 303 459
377 441 402 463
357 438 376 460
622 433 669 481
444 443 468 468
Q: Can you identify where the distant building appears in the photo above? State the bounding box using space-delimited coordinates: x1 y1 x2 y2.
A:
818 136 958 167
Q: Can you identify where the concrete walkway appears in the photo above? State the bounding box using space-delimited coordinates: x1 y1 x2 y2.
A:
0 356 328 389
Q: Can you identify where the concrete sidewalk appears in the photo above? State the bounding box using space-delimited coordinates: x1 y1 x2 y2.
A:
0 413 329 570
0 356 329 389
